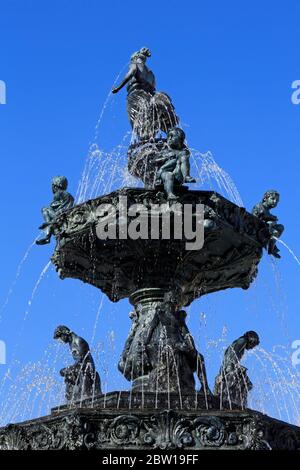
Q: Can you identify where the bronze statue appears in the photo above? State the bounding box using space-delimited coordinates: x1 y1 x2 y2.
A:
176 310 211 395
155 127 196 200
54 325 101 403
118 292 209 394
145 296 196 392
36 176 74 245
252 190 284 258
118 308 143 381
112 47 178 141
214 331 260 408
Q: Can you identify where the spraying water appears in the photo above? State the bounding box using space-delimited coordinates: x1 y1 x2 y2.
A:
277 239 300 268
0 237 39 324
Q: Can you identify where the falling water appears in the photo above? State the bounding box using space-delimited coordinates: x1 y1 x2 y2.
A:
277 239 300 268
190 149 243 206
0 344 68 426
76 63 130 204
23 261 52 322
0 237 39 323
245 346 300 424
75 142 243 208
0 260 53 419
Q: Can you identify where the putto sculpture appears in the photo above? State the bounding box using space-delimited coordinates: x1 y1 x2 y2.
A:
252 190 284 258
154 127 196 200
214 331 260 409
112 47 178 141
54 325 101 402
36 176 74 245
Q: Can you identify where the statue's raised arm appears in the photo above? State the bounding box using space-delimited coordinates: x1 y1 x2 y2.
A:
112 63 138 95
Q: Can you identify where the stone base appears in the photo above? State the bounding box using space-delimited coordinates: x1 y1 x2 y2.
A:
1 392 300 450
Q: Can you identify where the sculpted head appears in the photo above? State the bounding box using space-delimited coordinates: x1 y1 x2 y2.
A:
244 330 260 350
52 176 69 194
262 190 279 209
54 325 72 343
131 47 151 64
176 309 188 324
167 127 186 149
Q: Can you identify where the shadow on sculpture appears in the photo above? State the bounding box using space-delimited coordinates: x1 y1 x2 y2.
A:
214 331 260 409
252 190 284 258
112 47 178 141
36 176 74 246
54 325 101 403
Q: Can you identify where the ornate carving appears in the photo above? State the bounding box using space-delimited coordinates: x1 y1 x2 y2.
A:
1 407 299 450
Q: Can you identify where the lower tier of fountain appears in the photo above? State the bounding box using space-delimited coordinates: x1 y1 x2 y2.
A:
0 392 299 450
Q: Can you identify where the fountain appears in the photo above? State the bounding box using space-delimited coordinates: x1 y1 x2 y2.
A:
0 48 300 451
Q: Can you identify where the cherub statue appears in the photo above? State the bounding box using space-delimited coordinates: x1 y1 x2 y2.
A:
154 127 196 200
252 190 284 258
214 331 260 408
112 47 178 141
36 176 74 245
54 325 101 402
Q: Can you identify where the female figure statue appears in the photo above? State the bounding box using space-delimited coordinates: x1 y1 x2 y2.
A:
112 47 178 141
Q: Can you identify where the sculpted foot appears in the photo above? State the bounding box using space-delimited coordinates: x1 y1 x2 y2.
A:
36 236 51 245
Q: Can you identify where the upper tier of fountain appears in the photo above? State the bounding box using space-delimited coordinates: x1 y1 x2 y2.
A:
51 187 269 306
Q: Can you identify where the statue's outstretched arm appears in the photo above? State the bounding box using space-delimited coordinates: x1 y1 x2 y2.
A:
112 64 136 94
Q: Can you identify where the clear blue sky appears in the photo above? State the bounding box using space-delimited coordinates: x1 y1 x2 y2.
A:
0 0 300 425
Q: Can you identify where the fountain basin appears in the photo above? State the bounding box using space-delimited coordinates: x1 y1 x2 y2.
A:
51 188 268 306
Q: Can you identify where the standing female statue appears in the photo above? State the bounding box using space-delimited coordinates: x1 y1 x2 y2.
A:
112 47 178 141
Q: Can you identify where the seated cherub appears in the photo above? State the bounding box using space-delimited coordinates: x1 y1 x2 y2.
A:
252 190 284 258
36 176 74 245
155 127 196 200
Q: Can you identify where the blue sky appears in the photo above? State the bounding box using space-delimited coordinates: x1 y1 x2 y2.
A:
0 0 300 425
